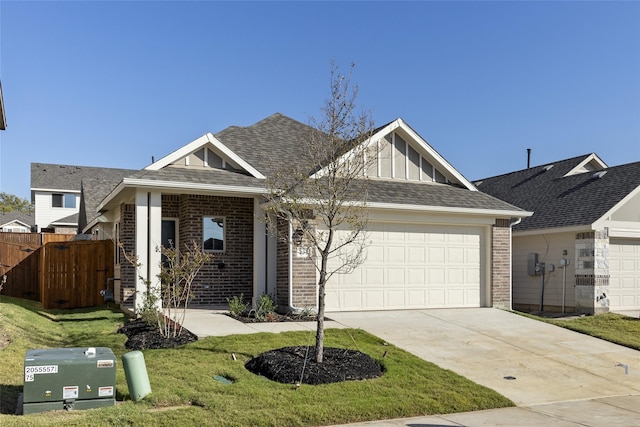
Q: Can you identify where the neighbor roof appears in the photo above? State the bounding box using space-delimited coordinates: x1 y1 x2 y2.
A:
31 163 136 193
0 211 34 228
475 154 640 231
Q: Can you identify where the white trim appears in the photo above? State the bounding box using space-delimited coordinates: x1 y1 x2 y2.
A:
592 184 640 229
31 188 81 194
513 225 591 237
144 133 266 179
310 119 477 191
0 220 31 229
563 153 608 177
366 201 531 218
122 178 266 195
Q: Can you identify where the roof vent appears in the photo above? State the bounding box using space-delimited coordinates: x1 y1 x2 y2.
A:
543 164 554 171
474 180 483 186
592 171 607 179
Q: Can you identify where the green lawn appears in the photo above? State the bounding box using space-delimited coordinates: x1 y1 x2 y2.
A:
523 311 640 351
0 296 512 426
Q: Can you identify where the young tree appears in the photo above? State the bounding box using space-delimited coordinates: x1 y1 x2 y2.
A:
0 192 33 213
266 62 376 363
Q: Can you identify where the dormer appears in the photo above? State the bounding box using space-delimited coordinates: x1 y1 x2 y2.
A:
564 153 608 177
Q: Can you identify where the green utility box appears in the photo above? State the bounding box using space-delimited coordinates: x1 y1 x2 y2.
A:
22 347 116 415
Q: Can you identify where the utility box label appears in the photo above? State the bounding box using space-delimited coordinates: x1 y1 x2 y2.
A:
63 386 79 399
97 360 114 368
25 365 58 382
98 386 114 397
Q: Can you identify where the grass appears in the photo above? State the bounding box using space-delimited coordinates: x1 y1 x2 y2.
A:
520 312 640 351
0 296 513 426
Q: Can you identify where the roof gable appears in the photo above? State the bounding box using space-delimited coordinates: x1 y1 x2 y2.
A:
318 119 476 190
145 133 265 179
476 154 640 231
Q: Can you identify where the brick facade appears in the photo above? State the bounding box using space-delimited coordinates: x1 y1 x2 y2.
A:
119 204 136 308
491 219 511 309
175 195 254 305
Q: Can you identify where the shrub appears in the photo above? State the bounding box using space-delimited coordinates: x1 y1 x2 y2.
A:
254 294 276 321
227 294 249 317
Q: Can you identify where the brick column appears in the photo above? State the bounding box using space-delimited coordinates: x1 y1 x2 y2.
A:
575 230 610 314
492 219 511 309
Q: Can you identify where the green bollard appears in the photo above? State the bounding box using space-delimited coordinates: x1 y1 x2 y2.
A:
122 351 151 401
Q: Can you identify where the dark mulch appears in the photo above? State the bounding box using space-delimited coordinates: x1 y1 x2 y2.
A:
117 318 198 350
245 346 383 385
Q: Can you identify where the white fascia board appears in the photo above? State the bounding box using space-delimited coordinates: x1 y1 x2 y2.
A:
97 181 127 212
513 225 591 237
394 119 477 191
262 196 531 219
31 188 81 194
366 201 532 218
592 184 640 230
122 178 266 196
145 133 265 179
563 153 608 177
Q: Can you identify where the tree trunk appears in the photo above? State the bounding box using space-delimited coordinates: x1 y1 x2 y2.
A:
315 280 325 363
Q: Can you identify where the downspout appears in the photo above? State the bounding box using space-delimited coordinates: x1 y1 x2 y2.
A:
508 217 522 311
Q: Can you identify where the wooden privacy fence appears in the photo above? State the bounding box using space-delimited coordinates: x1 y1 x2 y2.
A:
2 240 114 309
0 232 74 276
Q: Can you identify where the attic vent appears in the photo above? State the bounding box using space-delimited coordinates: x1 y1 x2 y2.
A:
592 171 607 179
543 165 554 171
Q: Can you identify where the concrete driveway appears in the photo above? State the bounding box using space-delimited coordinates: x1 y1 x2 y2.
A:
328 308 640 406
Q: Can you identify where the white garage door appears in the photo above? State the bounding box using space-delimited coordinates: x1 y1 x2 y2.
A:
324 222 484 311
609 239 640 311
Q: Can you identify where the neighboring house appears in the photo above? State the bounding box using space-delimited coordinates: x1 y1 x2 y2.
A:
85 113 529 312
475 154 640 314
30 163 135 233
0 211 35 233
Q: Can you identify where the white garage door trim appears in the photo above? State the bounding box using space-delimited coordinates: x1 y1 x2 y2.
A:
323 222 486 311
609 238 640 311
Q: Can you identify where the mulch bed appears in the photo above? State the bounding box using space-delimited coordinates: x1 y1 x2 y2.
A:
245 346 383 385
226 313 325 323
117 318 198 350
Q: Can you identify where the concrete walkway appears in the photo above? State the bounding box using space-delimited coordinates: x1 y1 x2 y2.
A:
181 308 640 427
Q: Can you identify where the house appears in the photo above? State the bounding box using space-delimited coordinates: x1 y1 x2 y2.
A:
0 211 35 233
475 154 640 314
31 163 135 233
82 113 530 313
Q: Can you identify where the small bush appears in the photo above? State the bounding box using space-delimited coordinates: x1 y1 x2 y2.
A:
227 294 249 317
254 294 276 321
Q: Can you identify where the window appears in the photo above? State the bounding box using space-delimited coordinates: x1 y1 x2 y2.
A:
52 193 76 208
203 216 225 252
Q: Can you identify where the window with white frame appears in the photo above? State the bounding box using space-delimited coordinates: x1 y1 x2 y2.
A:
203 216 225 252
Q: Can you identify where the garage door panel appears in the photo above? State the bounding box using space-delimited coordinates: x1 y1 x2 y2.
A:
325 223 483 311
609 239 640 311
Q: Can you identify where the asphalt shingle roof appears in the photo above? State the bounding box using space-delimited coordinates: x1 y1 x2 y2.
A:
31 163 136 192
0 211 35 228
475 154 640 231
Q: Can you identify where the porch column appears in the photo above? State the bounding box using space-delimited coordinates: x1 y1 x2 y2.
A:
253 198 267 302
135 190 163 313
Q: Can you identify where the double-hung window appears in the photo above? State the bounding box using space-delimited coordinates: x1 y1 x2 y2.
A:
52 193 76 208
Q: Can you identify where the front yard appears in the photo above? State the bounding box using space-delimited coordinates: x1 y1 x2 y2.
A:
0 296 512 427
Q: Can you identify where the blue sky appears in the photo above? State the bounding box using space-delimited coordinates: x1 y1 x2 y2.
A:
0 1 638 200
